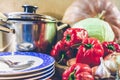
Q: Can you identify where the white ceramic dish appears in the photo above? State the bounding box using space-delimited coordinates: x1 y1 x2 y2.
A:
26 69 55 80
0 52 55 75
0 65 55 80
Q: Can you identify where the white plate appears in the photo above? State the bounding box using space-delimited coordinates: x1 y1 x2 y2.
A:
0 52 55 75
0 65 55 80
26 69 55 80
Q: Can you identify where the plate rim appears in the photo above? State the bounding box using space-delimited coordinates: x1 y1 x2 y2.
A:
26 69 55 80
0 66 55 79
0 52 55 75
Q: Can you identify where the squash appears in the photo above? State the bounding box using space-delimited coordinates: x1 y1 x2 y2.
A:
62 0 120 43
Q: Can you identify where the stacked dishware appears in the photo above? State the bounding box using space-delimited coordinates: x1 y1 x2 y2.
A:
0 52 55 80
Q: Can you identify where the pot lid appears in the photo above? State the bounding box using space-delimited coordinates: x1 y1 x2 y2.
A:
6 5 57 22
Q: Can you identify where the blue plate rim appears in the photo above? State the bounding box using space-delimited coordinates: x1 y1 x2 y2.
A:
0 52 55 75
0 65 55 79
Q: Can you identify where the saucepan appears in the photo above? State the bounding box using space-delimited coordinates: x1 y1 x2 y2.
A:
0 5 69 53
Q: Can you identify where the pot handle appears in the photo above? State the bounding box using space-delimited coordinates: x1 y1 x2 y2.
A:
0 20 15 33
0 12 15 33
57 22 70 31
56 22 70 41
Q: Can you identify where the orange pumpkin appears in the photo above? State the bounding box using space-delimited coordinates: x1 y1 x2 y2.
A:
62 0 120 43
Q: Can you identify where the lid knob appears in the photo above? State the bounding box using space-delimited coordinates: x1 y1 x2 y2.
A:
22 5 38 13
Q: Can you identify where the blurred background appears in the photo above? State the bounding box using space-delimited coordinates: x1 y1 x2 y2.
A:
0 0 75 20
0 0 119 20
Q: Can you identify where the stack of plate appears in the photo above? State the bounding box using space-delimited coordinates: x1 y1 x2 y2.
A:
0 52 55 80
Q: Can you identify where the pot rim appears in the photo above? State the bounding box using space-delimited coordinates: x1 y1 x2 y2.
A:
6 12 57 22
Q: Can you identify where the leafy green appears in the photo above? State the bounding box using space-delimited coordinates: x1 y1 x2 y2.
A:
72 18 115 42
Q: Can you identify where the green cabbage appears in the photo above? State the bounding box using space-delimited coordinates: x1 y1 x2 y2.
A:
72 18 115 42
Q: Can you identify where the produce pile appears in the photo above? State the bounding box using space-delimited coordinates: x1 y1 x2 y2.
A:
50 13 120 80
49 0 120 79
62 0 120 43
